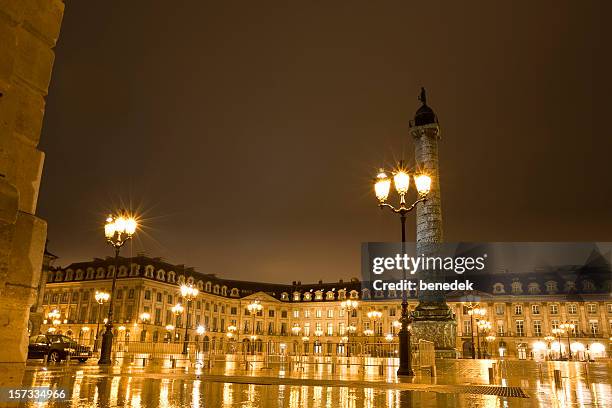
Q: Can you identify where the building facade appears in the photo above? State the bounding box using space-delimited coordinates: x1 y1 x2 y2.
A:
39 255 611 360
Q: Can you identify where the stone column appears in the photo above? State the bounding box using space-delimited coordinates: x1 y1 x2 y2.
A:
408 89 456 357
0 0 64 384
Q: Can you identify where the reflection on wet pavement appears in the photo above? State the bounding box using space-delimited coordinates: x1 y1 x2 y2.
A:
9 359 612 407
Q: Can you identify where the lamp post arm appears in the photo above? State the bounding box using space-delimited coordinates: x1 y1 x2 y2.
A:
379 197 427 214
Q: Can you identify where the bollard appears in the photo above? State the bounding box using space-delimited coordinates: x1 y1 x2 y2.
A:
553 369 562 388
142 357 147 367
331 362 336 373
171 356 176 368
488 367 495 384
379 364 384 376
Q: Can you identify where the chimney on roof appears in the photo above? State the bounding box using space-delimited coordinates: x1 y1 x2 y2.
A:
339 279 343 284
297 281 301 285
318 280 323 284
292 281 296 285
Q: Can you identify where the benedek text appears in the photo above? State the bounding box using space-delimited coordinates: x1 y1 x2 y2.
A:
372 279 474 291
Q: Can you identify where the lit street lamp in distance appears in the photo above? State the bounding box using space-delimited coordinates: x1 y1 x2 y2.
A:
98 211 137 365
373 162 431 376
179 284 199 354
93 291 109 352
196 325 205 354
559 322 576 360
341 299 359 360
467 306 486 359
139 312 151 341
171 303 184 342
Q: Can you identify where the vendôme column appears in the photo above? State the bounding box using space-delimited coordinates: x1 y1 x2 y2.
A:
409 88 457 358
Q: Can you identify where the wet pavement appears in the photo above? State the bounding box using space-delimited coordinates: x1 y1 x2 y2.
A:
1 358 610 407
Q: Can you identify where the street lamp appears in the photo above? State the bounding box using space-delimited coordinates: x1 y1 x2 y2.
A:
485 334 496 358
139 312 150 342
544 335 555 360
468 306 486 358
93 292 109 352
559 322 575 360
367 310 382 337
247 301 263 332
180 284 199 354
98 211 137 365
341 299 359 360
165 324 174 342
196 325 205 353
373 163 431 376
552 328 564 360
171 303 184 342
477 319 491 359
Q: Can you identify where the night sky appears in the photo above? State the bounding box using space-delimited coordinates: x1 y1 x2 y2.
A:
39 1 610 283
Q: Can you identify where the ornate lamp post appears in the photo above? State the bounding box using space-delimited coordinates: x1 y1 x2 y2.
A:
552 327 564 360
468 307 486 358
544 335 555 360
367 310 382 338
171 303 184 342
341 299 359 359
196 325 205 353
93 291 109 352
485 334 496 358
373 164 431 376
247 300 263 353
139 312 150 341
180 284 199 354
477 319 491 359
98 212 137 365
559 322 575 360
165 325 174 342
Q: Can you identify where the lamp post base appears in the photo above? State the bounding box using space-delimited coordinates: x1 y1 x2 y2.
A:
98 326 114 365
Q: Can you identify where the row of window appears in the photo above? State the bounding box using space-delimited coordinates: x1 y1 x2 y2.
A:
462 318 606 337
462 303 609 316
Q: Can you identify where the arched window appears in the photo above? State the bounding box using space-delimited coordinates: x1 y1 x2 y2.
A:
118 265 128 277
511 281 522 294
144 265 155 278
205 282 212 292
213 285 220 294
96 267 105 279
167 271 176 283
75 269 84 280
156 269 165 281
54 271 63 282
582 280 595 292
293 292 301 301
221 286 227 296
545 281 557 293
281 292 289 301
528 282 540 294
493 283 505 294
361 289 370 300
314 290 323 300
326 291 335 300
65 269 74 281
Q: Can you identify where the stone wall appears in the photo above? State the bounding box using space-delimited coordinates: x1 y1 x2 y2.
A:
0 0 64 371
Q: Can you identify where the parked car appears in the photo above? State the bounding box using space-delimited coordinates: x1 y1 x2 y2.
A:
28 334 92 362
